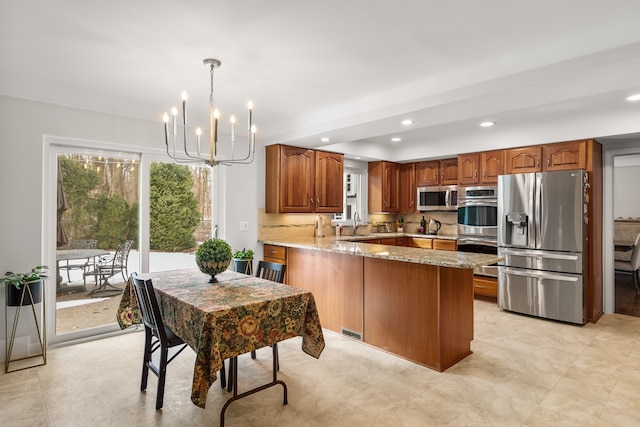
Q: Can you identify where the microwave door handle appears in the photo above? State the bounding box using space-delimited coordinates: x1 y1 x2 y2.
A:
500 267 579 282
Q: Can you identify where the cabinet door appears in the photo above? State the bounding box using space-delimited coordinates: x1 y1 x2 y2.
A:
369 161 400 213
458 154 479 185
506 147 542 174
409 238 433 249
383 162 400 212
280 146 315 212
433 239 457 251
480 150 505 184
315 151 344 213
399 163 416 213
416 161 439 186
543 140 586 171
440 158 458 185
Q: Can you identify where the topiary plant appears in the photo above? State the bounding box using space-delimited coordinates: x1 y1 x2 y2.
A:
195 239 232 283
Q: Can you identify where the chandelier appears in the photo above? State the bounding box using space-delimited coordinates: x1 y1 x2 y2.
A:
162 58 256 166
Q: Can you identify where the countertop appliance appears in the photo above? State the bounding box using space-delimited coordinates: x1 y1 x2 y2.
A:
417 185 457 211
497 170 589 324
427 219 441 235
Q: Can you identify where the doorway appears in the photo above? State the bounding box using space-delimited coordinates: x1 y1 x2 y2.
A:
612 154 640 317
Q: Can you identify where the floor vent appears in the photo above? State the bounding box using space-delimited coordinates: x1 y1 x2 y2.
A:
341 327 362 341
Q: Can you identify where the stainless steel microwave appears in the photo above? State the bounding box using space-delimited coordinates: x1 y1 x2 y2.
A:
416 185 458 211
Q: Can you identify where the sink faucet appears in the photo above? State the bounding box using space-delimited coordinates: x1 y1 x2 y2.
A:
352 211 361 235
384 222 391 233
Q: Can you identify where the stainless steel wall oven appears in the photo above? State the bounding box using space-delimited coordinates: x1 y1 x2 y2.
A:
457 185 498 239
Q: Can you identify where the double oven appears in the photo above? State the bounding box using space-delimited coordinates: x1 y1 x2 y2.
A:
457 185 498 277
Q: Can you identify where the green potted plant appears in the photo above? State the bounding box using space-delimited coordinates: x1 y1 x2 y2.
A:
232 248 254 275
397 214 404 232
195 239 232 283
0 265 48 306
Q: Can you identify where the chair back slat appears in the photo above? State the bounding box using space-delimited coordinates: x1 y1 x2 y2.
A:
255 261 286 284
130 273 168 342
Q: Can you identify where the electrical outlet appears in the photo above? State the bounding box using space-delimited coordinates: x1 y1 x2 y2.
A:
239 221 249 232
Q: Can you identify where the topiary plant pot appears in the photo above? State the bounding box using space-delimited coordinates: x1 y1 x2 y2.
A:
196 259 231 283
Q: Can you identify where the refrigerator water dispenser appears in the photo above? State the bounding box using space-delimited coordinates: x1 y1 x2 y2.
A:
506 212 528 246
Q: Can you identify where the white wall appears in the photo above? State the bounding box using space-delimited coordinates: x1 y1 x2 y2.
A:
613 156 640 218
0 95 259 359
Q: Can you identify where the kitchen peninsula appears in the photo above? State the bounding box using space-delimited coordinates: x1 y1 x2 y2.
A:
259 236 501 371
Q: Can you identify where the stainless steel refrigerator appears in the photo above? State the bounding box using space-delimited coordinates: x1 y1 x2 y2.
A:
497 170 589 324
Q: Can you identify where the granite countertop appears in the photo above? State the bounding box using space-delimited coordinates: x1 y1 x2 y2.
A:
259 236 502 269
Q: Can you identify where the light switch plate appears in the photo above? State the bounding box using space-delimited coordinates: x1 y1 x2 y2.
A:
239 221 249 232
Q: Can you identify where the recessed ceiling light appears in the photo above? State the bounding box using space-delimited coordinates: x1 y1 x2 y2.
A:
402 119 413 126
626 94 640 102
355 157 361 160
321 137 330 142
391 137 402 142
480 121 495 127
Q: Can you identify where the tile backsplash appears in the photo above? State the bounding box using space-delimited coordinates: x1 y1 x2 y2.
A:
258 209 458 240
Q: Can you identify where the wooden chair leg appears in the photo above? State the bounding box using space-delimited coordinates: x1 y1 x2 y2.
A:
141 328 152 391
156 347 169 410
250 350 256 359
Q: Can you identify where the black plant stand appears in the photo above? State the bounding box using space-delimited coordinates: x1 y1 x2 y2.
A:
5 281 46 373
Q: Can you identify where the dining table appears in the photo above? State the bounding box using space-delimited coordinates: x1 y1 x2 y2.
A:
116 268 325 416
56 248 110 286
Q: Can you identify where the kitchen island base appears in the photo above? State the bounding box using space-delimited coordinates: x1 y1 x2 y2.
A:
287 247 475 371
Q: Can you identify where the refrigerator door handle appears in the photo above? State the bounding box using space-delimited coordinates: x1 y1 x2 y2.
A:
500 267 579 282
500 249 579 261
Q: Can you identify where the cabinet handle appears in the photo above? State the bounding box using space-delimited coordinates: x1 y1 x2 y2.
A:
536 158 540 168
270 250 277 255
310 198 314 206
474 285 485 289
547 157 551 167
317 198 320 205
384 201 387 208
483 170 486 178
474 170 477 178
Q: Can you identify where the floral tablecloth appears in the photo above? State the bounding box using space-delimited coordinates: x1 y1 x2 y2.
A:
117 268 325 408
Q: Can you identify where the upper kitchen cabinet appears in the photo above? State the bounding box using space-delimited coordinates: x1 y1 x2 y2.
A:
543 140 586 171
416 158 458 186
458 150 505 185
368 161 400 213
399 163 416 213
265 144 344 213
506 140 589 174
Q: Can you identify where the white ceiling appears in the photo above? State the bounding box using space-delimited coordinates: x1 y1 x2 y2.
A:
2 1 640 161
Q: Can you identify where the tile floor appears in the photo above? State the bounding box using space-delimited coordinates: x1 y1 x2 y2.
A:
2 300 640 426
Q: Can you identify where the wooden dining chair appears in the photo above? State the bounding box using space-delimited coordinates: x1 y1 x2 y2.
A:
129 273 191 410
226 261 287 393
250 262 287 362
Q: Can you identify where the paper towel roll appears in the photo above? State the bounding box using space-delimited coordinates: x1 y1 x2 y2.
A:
316 215 324 237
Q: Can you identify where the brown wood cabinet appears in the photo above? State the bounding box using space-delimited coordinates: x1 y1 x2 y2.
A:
458 150 506 185
368 161 400 213
263 244 286 265
473 275 497 299
409 237 433 249
265 144 343 213
399 163 416 213
287 248 364 335
433 239 457 251
416 159 458 186
506 140 587 174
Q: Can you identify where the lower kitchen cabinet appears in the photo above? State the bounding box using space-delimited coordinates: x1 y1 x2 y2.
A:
473 275 497 299
287 248 364 335
409 237 433 249
433 239 457 251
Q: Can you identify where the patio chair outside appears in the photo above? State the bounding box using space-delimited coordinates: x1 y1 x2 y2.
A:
85 240 134 296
